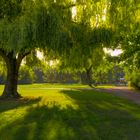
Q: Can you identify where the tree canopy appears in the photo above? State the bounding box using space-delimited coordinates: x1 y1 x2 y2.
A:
0 0 140 98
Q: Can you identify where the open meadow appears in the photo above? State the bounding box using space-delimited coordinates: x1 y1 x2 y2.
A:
0 84 140 140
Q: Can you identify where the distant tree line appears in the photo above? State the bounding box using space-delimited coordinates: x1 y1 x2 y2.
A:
0 64 125 85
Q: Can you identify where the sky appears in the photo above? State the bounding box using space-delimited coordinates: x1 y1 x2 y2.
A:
110 49 122 56
104 48 122 56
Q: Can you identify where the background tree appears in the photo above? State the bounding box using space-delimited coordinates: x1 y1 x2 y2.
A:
59 0 113 87
109 0 140 88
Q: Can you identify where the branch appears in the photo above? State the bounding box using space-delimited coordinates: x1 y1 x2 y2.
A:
54 2 85 10
17 51 31 66
0 49 6 58
86 65 93 72
0 49 9 62
61 4 77 9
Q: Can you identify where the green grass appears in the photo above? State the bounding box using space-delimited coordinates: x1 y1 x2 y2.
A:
0 84 140 140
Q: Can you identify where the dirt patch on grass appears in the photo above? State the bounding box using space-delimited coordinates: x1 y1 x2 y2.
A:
96 87 140 104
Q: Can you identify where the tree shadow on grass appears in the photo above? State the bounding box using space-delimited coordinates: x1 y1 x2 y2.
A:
1 90 140 140
0 96 41 113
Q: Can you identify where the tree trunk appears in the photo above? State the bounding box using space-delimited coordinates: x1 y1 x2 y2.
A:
0 50 30 99
86 65 94 88
2 57 21 98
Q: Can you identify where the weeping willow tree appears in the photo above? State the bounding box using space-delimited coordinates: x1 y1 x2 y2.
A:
58 0 113 87
0 0 74 98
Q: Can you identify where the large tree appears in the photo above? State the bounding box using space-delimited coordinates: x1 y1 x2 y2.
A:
59 0 113 87
0 0 73 98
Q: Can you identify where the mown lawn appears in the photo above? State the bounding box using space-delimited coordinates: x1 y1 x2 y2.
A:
0 84 140 140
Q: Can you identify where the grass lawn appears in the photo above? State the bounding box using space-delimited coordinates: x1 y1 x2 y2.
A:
0 84 140 140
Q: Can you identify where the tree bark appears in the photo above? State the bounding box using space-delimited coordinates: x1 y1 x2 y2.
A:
2 56 21 98
86 65 94 88
0 50 30 99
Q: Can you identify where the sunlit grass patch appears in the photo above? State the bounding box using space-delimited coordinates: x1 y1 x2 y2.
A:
37 91 79 110
96 85 116 88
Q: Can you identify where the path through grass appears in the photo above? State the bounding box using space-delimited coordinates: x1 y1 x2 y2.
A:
0 84 140 140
